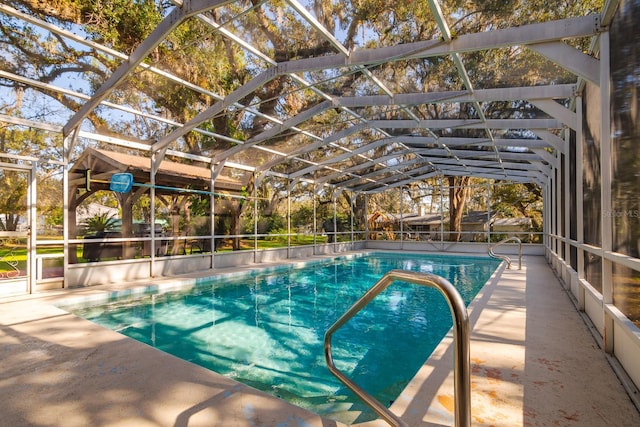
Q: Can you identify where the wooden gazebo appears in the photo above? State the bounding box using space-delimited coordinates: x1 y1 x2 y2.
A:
68 148 245 259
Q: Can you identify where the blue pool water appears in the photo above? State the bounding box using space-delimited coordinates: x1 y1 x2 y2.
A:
71 252 499 423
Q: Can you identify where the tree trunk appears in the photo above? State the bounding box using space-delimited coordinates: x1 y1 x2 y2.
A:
163 195 189 255
230 200 242 251
120 193 134 259
230 174 253 251
448 176 471 241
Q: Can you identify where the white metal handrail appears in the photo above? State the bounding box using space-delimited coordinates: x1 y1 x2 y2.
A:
324 269 471 427
488 236 522 269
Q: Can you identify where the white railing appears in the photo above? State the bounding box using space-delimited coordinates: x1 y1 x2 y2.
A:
488 236 522 269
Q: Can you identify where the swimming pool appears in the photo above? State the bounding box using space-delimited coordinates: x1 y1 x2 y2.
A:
70 252 499 423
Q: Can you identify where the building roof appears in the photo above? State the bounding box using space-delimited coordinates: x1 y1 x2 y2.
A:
69 148 243 194
404 214 445 225
462 211 496 224
493 217 533 227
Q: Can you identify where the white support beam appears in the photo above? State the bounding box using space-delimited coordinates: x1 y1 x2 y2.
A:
148 17 587 157
0 113 62 133
533 159 553 177
555 154 561 255
315 137 393 166
576 96 585 282
64 0 233 136
426 0 505 177
151 147 168 175
365 119 563 130
528 41 600 86
434 164 542 179
285 0 398 101
339 91 467 107
211 160 227 181
413 148 544 162
460 166 543 179
256 123 369 173
440 169 539 182
152 69 277 152
530 100 578 131
313 150 417 184
406 136 555 149
334 158 425 187
427 0 453 40
564 128 572 263
482 139 552 149
352 166 438 192
532 129 567 154
212 100 333 164
531 148 558 167
289 138 396 179
430 157 546 173
337 85 575 108
366 171 440 193
272 131 543 184
278 16 600 74
599 31 614 355
426 15 601 59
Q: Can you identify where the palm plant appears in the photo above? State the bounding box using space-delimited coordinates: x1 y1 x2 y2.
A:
81 212 119 235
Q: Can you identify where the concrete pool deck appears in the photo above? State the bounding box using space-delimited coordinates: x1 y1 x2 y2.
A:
1 255 639 426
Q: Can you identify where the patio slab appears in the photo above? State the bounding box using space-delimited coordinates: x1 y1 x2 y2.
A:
1 255 639 426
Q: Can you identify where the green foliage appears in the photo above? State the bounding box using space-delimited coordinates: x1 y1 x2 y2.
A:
0 169 27 231
82 0 162 52
245 214 286 235
188 195 210 218
0 126 64 232
322 214 350 232
214 215 233 236
263 214 286 233
44 206 64 228
264 227 288 242
189 215 211 236
290 205 314 229
81 212 119 235
491 183 543 231
2 0 592 242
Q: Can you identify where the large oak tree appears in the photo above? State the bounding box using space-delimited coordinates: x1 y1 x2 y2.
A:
1 0 600 240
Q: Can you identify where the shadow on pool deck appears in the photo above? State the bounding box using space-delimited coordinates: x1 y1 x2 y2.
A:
0 292 347 426
1 255 639 426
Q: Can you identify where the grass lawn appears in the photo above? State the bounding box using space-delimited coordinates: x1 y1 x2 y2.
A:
1 235 338 271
